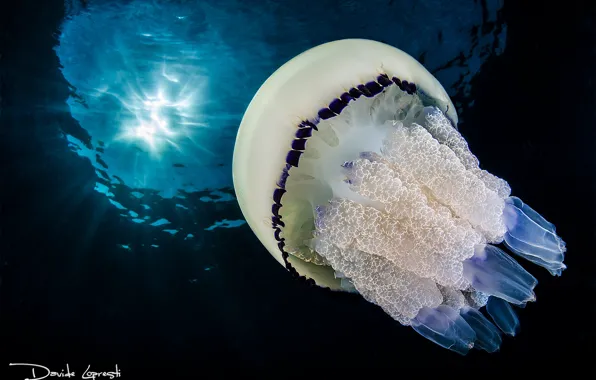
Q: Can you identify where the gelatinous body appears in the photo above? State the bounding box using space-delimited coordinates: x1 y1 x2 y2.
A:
232 39 567 354
486 297 520 336
503 196 567 276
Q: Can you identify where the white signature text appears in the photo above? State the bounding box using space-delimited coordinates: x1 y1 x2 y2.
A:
9 363 121 380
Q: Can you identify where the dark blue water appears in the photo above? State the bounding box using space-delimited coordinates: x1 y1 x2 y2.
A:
1 0 594 376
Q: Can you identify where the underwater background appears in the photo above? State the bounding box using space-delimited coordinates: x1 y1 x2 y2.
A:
1 0 594 376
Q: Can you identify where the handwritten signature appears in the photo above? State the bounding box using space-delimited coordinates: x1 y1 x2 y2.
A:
8 363 121 380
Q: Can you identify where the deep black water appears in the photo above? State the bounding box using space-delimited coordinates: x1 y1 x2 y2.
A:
1 0 595 377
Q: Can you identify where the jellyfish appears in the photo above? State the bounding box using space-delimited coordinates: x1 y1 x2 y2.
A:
232 39 567 355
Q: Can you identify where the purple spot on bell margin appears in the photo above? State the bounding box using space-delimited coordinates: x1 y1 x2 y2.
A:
292 139 307 151
402 80 414 94
392 76 403 89
318 108 336 120
340 92 354 103
274 227 283 241
357 84 373 97
365 81 383 95
273 188 286 204
286 150 302 167
272 216 285 228
300 120 318 131
377 74 393 87
296 127 313 139
272 203 281 217
329 98 348 114
277 165 290 188
348 87 362 98
278 241 285 250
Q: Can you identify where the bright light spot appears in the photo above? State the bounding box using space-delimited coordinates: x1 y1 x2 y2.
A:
56 0 265 198
114 79 197 156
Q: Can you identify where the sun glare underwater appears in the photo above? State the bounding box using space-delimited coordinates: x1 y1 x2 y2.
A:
52 0 560 355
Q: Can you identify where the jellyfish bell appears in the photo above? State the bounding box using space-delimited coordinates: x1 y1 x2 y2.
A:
233 39 457 288
232 39 567 354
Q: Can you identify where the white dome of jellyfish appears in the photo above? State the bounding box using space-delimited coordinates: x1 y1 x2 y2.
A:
232 39 567 355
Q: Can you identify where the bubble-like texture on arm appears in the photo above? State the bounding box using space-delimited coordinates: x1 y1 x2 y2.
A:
312 110 514 325
421 107 511 199
316 198 477 289
438 285 466 310
381 121 507 242
340 157 485 287
312 235 443 325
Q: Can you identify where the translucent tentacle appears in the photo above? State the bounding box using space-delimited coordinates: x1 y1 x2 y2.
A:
503 196 567 276
411 305 476 355
460 306 503 353
463 244 538 305
486 296 520 336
